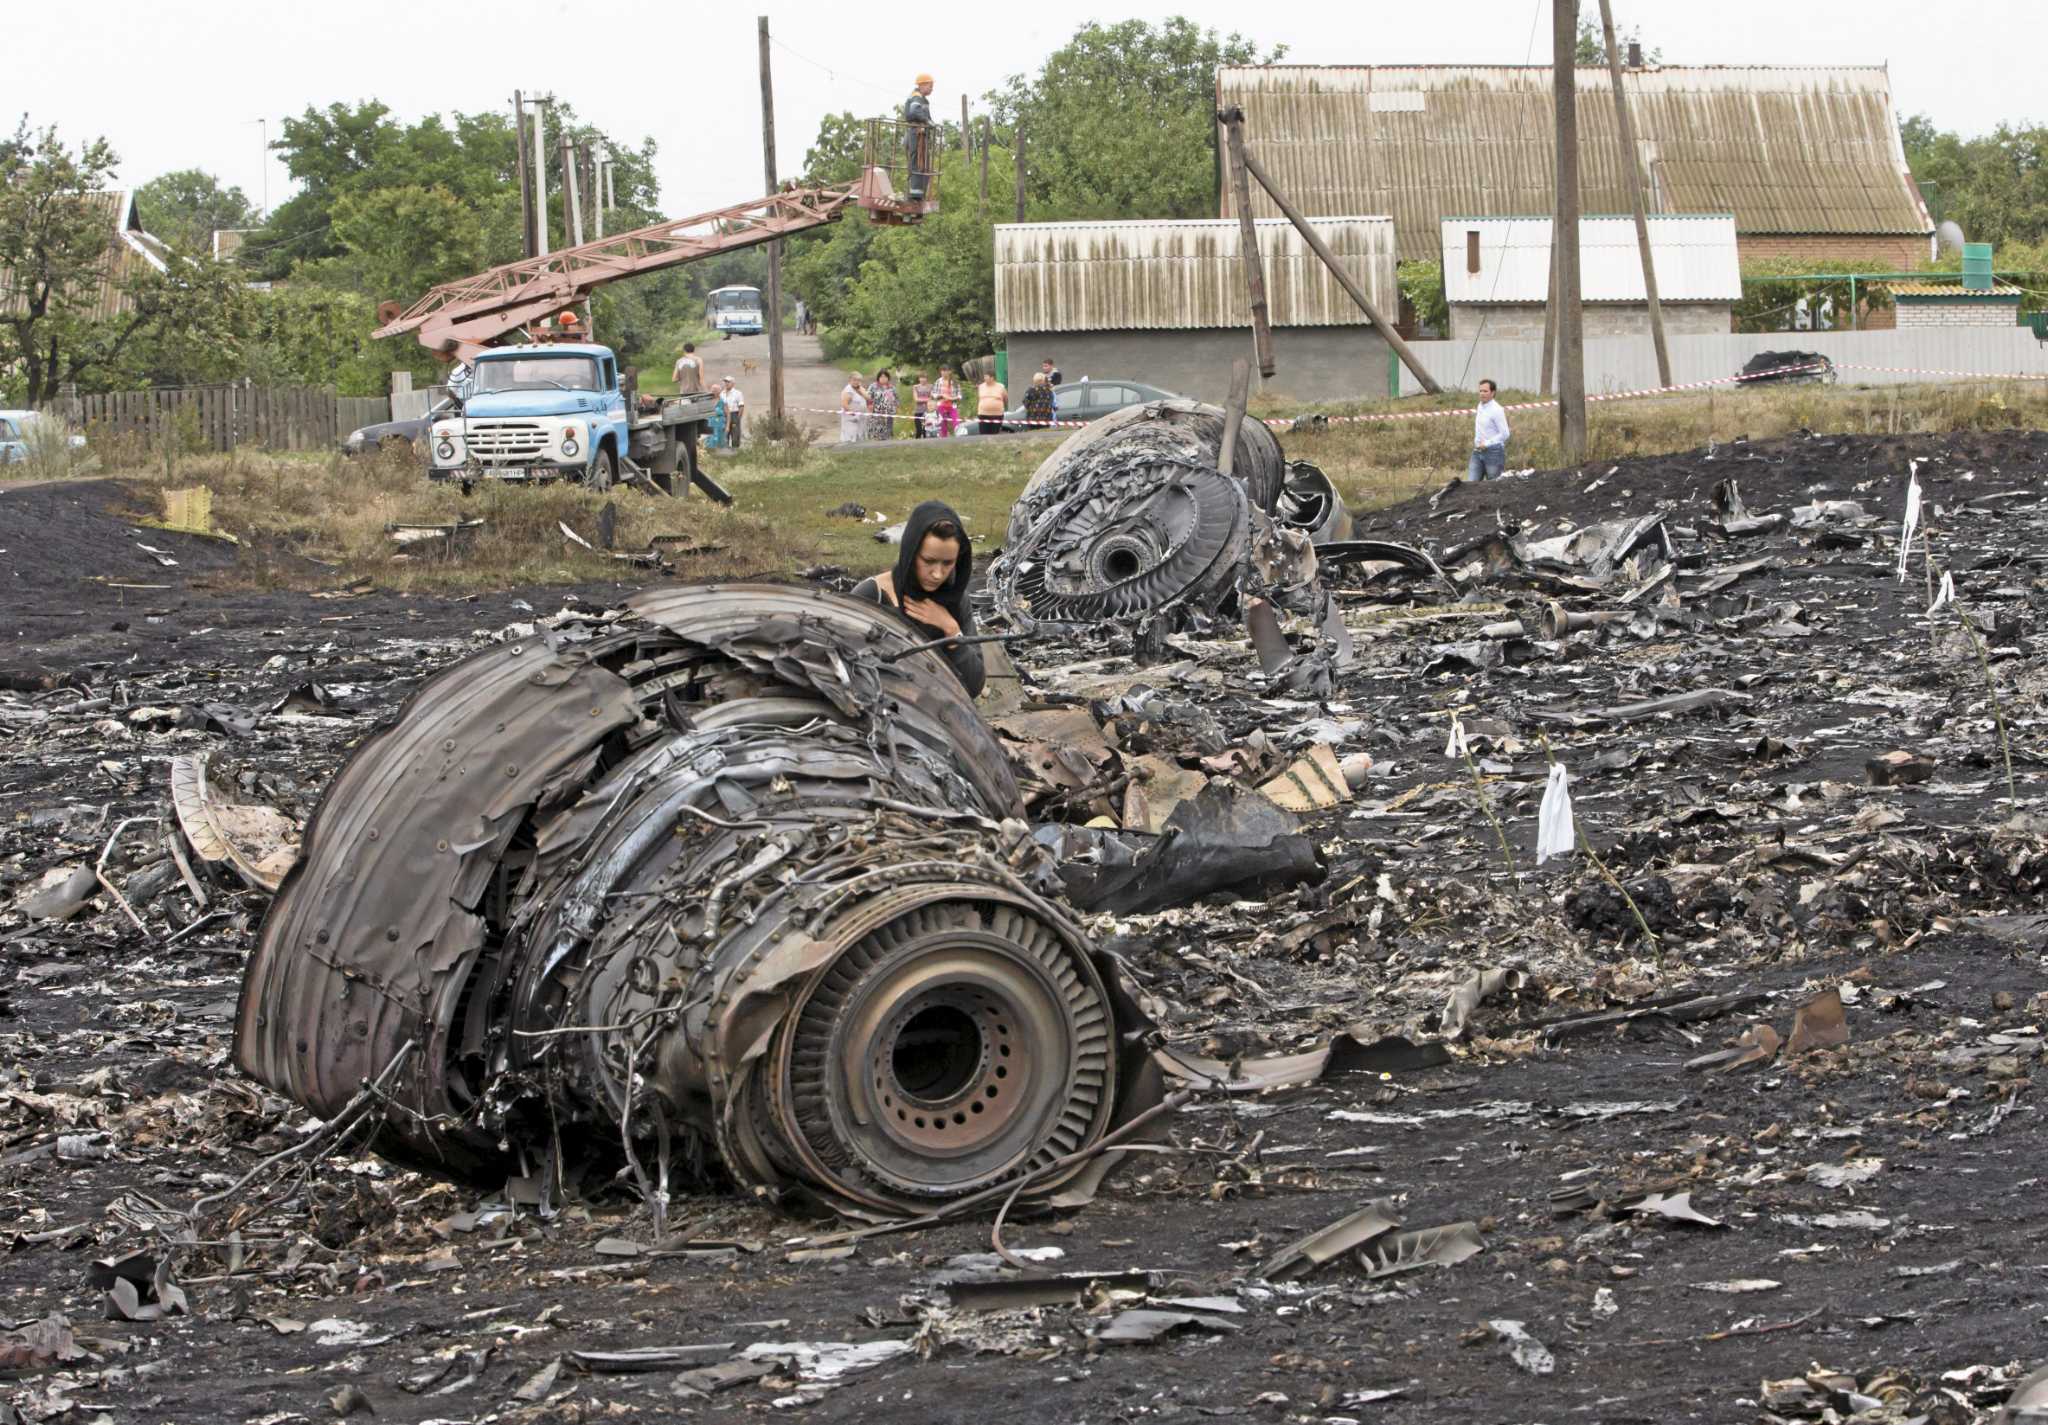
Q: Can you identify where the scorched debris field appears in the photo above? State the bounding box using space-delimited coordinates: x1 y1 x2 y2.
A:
2 427 2046 1425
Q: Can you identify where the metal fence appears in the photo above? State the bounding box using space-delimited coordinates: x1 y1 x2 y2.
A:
69 382 354 452
1396 326 2048 397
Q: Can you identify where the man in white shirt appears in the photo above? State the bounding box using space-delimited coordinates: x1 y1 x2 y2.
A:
1468 379 1509 482
721 378 745 449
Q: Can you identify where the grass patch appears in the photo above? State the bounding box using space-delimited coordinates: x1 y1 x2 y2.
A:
85 379 2048 592
1264 379 2048 514
121 445 816 593
710 434 1050 570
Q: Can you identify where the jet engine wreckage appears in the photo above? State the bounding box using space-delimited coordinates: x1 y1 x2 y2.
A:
235 585 1159 1219
982 399 1442 691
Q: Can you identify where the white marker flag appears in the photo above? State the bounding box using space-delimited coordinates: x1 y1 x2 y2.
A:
1929 570 1955 614
1445 714 1470 761
1536 762 1576 864
1896 463 1922 583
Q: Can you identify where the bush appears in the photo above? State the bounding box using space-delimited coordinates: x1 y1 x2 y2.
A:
9 412 97 480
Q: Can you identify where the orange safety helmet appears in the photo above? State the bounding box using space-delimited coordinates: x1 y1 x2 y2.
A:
558 310 581 329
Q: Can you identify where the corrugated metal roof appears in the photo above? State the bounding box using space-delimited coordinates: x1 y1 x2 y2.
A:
1218 66 1934 261
1889 281 2021 298
994 217 1397 334
1442 214 1740 304
0 191 167 323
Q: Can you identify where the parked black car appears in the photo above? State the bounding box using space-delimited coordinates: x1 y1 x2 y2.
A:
1004 379 1177 428
342 398 458 456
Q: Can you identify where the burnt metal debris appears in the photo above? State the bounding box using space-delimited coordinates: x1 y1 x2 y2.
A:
234 584 1154 1216
980 400 1431 692
983 399 1287 625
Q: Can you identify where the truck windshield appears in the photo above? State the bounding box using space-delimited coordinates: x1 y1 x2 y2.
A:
473 356 601 393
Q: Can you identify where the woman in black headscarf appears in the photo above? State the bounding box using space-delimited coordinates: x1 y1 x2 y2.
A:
850 499 985 697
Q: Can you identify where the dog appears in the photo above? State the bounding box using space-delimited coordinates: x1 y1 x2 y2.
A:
741 359 759 374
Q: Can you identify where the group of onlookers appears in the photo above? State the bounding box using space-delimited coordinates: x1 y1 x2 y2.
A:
837 357 1063 442
672 341 746 449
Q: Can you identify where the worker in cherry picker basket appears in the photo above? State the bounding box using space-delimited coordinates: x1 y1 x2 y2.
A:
904 74 935 201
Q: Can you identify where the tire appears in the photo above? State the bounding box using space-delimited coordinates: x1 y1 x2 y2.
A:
590 445 617 492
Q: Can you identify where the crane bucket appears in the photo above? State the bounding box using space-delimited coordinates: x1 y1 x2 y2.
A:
858 118 943 225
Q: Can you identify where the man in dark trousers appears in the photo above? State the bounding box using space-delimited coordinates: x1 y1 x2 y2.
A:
904 74 934 201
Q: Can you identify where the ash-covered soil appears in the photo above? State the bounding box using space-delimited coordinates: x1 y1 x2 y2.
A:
2 432 2045 1425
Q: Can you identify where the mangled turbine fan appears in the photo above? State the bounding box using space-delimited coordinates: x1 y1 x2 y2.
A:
985 399 1285 623
235 585 1148 1215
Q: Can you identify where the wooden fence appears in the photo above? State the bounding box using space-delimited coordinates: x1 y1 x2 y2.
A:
338 395 391 435
67 383 387 452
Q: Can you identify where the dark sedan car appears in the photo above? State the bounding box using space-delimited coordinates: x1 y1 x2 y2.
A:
1005 379 1176 429
342 398 457 456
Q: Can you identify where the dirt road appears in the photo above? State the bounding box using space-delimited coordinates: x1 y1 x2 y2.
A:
693 330 862 438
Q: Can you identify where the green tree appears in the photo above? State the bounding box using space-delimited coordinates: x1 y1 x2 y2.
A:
1574 16 1660 66
1903 114 2048 248
989 19 1285 220
133 169 259 254
1 120 122 405
817 149 1002 368
311 184 492 303
0 121 251 404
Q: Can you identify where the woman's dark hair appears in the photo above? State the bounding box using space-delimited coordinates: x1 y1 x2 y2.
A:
925 518 960 542
877 369 892 382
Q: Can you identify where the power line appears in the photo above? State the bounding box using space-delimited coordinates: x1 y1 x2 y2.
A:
769 36 900 100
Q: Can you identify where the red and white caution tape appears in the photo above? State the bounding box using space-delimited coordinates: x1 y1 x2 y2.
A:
778 356 2044 441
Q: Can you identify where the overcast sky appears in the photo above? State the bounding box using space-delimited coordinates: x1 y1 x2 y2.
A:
11 0 2043 225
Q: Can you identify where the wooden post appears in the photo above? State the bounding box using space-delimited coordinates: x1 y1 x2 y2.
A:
531 99 551 256
513 91 533 259
759 16 786 427
560 136 584 249
1599 0 1670 388
1240 145 1441 394
1220 109 1276 380
1014 123 1027 223
1218 358 1251 477
979 117 990 208
1553 0 1588 462
1540 229 1558 395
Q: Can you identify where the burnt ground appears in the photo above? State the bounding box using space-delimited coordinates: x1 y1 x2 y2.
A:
1 434 2046 1424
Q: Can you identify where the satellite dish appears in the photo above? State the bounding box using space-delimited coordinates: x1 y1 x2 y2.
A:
1936 221 1966 255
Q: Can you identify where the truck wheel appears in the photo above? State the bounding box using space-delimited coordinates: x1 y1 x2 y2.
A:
590 446 617 492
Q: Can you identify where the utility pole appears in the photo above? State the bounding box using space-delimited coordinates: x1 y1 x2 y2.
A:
1540 235 1558 395
759 16 785 426
513 91 533 258
594 154 608 239
1220 108 1276 379
979 117 990 208
1552 0 1588 462
1240 142 1440 393
960 95 971 155
560 134 585 249
1598 0 1670 387
1014 123 1027 223
530 96 553 256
